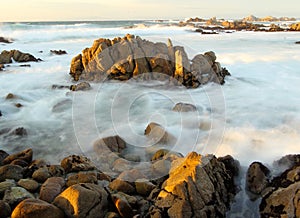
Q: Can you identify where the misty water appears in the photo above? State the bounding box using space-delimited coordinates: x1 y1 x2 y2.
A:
0 21 300 171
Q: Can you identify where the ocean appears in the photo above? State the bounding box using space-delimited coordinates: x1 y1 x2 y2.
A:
0 20 300 169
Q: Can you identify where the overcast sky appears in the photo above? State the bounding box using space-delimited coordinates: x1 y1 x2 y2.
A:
1 0 299 21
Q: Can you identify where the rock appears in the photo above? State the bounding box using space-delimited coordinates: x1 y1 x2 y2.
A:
296 41 300 44
70 81 91 91
135 179 156 196
112 158 132 172
15 103 23 108
32 166 51 183
39 177 65 203
0 50 13 64
54 183 108 218
144 122 174 144
218 155 240 178
0 165 23 182
154 152 236 217
172 102 197 112
51 84 70 90
11 159 29 167
69 35 230 88
0 36 13 43
94 135 127 154
260 182 300 217
0 64 4 71
109 179 135 194
0 200 11 218
17 179 39 192
11 199 64 218
273 154 300 173
3 148 33 165
290 23 300 31
106 212 120 218
111 194 134 218
12 50 39 63
246 162 270 197
0 150 9 165
151 149 183 162
66 172 97 187
0 179 16 194
3 187 34 207
9 127 28 137
6 93 16 99
50 50 67 55
61 155 95 173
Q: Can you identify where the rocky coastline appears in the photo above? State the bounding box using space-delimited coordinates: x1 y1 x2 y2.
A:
0 144 299 218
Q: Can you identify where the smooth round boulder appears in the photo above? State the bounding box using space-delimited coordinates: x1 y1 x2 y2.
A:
11 199 64 218
0 164 23 182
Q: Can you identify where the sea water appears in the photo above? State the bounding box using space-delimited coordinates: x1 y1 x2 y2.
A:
0 21 300 168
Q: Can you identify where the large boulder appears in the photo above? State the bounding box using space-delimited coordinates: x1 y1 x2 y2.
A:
153 152 236 217
0 50 40 64
69 35 230 88
53 183 108 218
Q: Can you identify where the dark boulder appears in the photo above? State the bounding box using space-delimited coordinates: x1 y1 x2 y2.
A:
50 50 67 55
0 37 13 43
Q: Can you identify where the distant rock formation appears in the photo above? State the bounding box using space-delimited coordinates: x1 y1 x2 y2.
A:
69 34 230 88
0 50 41 64
242 15 296 22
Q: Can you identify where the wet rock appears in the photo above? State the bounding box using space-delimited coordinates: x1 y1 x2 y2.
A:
135 179 156 196
111 193 134 218
144 122 175 144
273 154 300 173
61 154 95 173
0 179 16 194
218 155 240 178
17 179 39 192
5 93 16 99
51 84 70 90
19 64 31 67
15 103 23 108
296 41 300 44
3 148 33 165
66 172 97 187
9 127 28 137
50 50 67 55
11 198 65 218
151 149 183 161
0 50 13 64
69 35 230 88
0 200 11 218
70 81 91 91
109 179 135 194
54 183 108 218
0 64 4 71
154 152 236 217
0 165 23 182
94 135 127 154
260 182 300 217
172 102 197 112
12 50 40 63
48 165 65 177
3 187 34 208
0 36 13 44
32 166 51 183
0 150 9 165
10 158 29 167
246 162 270 197
39 177 65 203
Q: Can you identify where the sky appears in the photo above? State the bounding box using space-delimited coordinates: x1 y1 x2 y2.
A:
1 0 299 21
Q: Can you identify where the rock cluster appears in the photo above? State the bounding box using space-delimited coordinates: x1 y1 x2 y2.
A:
0 50 41 64
0 144 239 218
69 34 230 88
245 155 300 217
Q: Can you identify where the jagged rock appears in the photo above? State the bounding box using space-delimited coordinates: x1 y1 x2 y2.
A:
69 35 230 88
172 102 197 112
39 177 65 203
260 182 300 217
0 165 23 182
11 199 64 218
154 152 236 217
66 172 97 187
3 148 33 165
246 162 270 198
3 187 34 208
17 179 39 192
70 81 91 91
61 155 95 173
0 50 13 64
12 50 40 63
217 155 240 178
0 200 11 218
94 135 127 154
53 183 108 218
109 179 135 194
50 50 67 55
